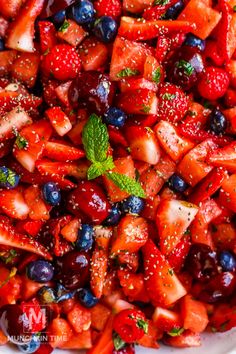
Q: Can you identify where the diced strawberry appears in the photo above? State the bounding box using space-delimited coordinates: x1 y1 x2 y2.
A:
55 81 72 107
154 120 194 161
117 89 158 115
24 185 50 221
0 216 52 259
225 87 236 107
0 0 26 19
0 189 29 220
67 303 91 333
58 330 92 349
110 36 153 81
137 319 161 349
118 270 150 303
0 50 17 77
108 126 128 148
6 0 45 52
123 0 153 13
0 107 32 142
60 218 81 243
152 307 182 332
156 199 198 255
13 120 53 172
38 21 57 53
90 304 111 332
226 60 236 88
207 141 236 172
94 0 122 19
209 304 236 332
143 0 177 20
181 295 209 333
164 330 201 348
219 173 236 212
141 196 161 220
79 37 109 72
111 215 148 255
45 106 72 136
10 52 40 88
36 159 87 179
224 107 236 134
43 79 60 106
167 234 191 272
67 115 88 145
48 318 73 348
15 219 44 237
86 316 114 354
0 87 42 114
143 55 164 85
0 265 22 307
125 125 160 165
35 344 53 354
119 78 158 93
43 141 84 161
57 19 87 47
118 16 195 41
142 239 187 307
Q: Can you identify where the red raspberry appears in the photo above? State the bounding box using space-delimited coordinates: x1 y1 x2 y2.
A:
41 44 81 81
198 66 229 100
158 83 189 123
94 0 122 19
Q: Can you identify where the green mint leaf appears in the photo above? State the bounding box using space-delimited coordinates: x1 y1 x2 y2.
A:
105 172 145 198
176 60 194 76
154 0 169 4
82 114 109 163
152 67 161 84
87 156 115 180
233 5 236 11
137 319 148 334
58 20 70 33
162 93 176 100
141 105 151 113
168 327 185 337
15 135 28 149
5 250 17 264
113 333 126 351
117 68 140 78
0 168 17 187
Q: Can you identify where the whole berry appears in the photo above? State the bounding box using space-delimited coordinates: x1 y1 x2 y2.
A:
198 66 229 100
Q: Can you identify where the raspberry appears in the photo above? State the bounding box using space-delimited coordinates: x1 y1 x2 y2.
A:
197 66 229 100
41 44 81 81
158 83 189 123
94 0 122 19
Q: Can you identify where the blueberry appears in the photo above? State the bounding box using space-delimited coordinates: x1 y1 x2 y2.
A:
18 335 40 353
94 16 117 43
42 182 61 206
184 34 206 51
121 196 145 215
104 107 127 128
168 174 188 193
55 284 76 302
27 260 54 283
0 39 5 51
104 204 122 226
163 0 184 20
0 166 20 189
67 0 95 25
77 288 98 308
37 286 57 304
209 109 227 135
52 10 66 26
219 251 236 272
76 224 94 251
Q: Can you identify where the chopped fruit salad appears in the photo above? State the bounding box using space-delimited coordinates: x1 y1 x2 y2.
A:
0 0 236 353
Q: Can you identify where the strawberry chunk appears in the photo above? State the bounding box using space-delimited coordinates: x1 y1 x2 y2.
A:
45 107 72 136
94 0 122 19
79 37 109 72
57 19 87 47
38 21 57 53
198 66 229 100
181 295 209 333
0 50 17 77
67 303 91 333
24 185 50 221
207 141 236 172
43 141 84 161
10 52 40 88
164 330 201 348
219 173 236 212
0 189 29 220
0 0 26 19
0 107 32 142
117 89 158 115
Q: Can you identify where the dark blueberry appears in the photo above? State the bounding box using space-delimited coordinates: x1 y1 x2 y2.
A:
42 182 61 206
104 107 127 128
104 204 122 226
0 38 5 51
121 196 144 215
76 224 94 251
52 10 66 26
209 109 227 135
18 335 40 353
0 166 20 189
67 0 95 24
37 286 57 304
56 284 76 302
168 174 188 193
184 34 206 51
219 251 236 272
27 260 54 283
163 0 184 20
77 288 98 308
94 16 118 43
185 243 218 282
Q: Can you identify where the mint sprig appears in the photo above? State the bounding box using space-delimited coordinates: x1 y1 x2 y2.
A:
82 115 145 198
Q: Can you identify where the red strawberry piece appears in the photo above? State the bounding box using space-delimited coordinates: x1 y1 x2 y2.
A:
6 0 45 52
156 35 172 63
43 79 60 106
0 216 52 260
0 16 8 38
67 180 111 224
181 295 209 333
156 199 198 255
143 0 177 20
13 120 53 172
48 318 73 348
94 0 121 19
10 52 40 88
43 141 84 161
24 185 50 221
0 265 22 307
0 0 26 19
125 125 161 165
108 126 128 148
143 55 164 85
142 239 187 307
219 173 236 212
123 0 153 14
60 218 81 243
167 234 191 272
38 21 57 54
207 141 236 172
225 87 236 107
117 89 158 115
117 252 139 272
204 40 225 66
46 106 72 136
41 44 81 81
0 107 32 142
198 66 229 100
152 307 182 332
67 303 91 334
35 344 54 354
57 19 87 47
15 220 44 237
119 78 158 93
57 330 92 350
111 215 148 255
118 270 150 303
55 81 72 107
0 189 29 220
137 319 161 349
36 159 87 179
158 83 189 123
0 87 42 114
79 37 109 72
0 50 17 77
163 330 201 348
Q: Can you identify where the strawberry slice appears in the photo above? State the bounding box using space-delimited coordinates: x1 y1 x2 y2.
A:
156 200 198 255
43 141 85 161
0 189 29 220
79 37 108 72
38 21 57 54
0 89 42 114
57 19 87 47
125 125 161 165
0 0 26 19
45 106 72 136
219 173 236 213
6 0 45 52
119 78 158 93
142 239 187 307
119 17 195 41
60 218 81 243
10 52 40 88
55 81 72 107
0 107 32 142
24 185 50 221
111 215 148 255
167 234 191 272
123 0 153 14
152 307 182 332
0 216 52 260
13 120 53 172
117 89 158 115
207 141 236 172
164 330 201 348
36 159 87 179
